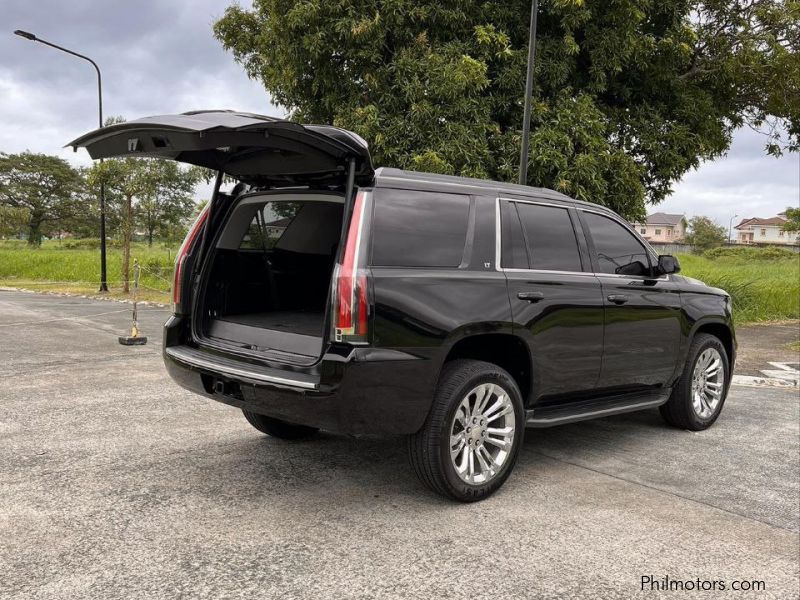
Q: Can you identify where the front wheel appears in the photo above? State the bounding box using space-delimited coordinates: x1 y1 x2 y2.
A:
660 333 730 431
408 359 525 502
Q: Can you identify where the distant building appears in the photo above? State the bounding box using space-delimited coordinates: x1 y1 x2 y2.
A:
630 213 687 242
734 213 799 245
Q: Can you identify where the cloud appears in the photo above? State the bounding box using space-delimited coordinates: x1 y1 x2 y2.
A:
2 0 798 222
661 128 799 226
1 0 279 167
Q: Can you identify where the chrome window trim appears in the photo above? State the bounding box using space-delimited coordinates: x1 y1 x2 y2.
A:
503 268 598 277
495 197 669 281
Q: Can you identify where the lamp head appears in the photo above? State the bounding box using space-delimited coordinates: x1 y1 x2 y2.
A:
14 30 37 41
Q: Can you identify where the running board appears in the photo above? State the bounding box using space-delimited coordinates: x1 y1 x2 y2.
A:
525 392 669 428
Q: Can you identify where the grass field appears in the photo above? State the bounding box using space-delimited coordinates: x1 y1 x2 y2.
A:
1 240 798 322
0 240 175 303
676 253 799 323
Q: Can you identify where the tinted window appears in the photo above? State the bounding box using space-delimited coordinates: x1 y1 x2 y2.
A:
239 202 302 250
583 212 651 275
500 201 528 269
238 201 342 255
371 190 470 267
507 202 583 271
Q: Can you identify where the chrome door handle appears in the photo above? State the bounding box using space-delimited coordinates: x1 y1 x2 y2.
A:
517 291 545 303
607 294 629 305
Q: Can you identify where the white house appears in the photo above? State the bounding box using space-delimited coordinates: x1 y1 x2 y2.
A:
630 213 687 242
734 213 799 245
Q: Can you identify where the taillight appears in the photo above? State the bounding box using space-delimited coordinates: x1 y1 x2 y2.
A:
333 191 370 343
172 206 209 313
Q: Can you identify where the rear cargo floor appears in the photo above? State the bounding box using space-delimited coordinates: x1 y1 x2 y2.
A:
218 311 325 338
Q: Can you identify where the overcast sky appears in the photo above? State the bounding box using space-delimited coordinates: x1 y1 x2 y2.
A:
2 0 798 229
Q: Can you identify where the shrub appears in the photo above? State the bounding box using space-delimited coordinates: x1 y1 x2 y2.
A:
704 246 797 261
142 256 174 280
62 238 123 250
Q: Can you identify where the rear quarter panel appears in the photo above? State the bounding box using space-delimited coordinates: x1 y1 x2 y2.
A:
367 191 512 429
369 268 513 424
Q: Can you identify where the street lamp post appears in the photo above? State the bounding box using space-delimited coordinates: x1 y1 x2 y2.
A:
728 213 739 245
519 0 539 185
14 29 109 292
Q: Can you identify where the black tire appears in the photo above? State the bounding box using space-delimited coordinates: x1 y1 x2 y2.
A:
660 333 730 431
408 359 525 502
242 410 319 440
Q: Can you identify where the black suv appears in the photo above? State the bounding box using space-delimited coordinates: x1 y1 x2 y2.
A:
72 111 735 501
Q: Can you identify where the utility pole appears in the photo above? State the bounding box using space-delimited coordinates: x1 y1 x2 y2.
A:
728 214 739 245
518 0 539 186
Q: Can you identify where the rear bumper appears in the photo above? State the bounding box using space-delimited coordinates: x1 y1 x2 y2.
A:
163 320 436 435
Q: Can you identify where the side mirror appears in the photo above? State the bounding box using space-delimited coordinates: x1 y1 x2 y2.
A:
615 260 649 276
657 254 680 275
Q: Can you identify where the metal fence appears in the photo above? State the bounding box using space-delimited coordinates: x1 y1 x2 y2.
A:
649 242 694 255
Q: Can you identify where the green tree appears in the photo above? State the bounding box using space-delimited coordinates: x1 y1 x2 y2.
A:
685 215 727 252
88 158 201 291
136 163 203 246
0 205 30 238
88 158 153 292
0 152 85 245
782 206 800 231
214 0 799 220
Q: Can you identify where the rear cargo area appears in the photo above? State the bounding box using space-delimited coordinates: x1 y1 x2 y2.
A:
198 192 344 360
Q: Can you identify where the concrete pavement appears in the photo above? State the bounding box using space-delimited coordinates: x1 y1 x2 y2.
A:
1 290 798 599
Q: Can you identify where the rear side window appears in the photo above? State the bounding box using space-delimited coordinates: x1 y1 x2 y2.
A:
239 202 301 250
239 201 342 255
582 211 651 275
501 201 582 272
371 190 470 267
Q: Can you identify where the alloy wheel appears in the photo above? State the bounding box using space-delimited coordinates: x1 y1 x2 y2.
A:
449 383 516 485
691 348 724 419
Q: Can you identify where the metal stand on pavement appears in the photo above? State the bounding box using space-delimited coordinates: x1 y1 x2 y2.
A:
119 259 148 346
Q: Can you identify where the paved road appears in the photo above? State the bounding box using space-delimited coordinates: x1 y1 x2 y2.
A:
1 291 798 599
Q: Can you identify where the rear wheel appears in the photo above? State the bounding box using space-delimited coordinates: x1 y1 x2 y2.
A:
242 410 319 440
409 359 525 502
660 333 729 431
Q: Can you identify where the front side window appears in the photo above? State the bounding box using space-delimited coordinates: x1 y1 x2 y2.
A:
501 201 582 272
583 212 652 276
655 228 661 235
371 190 470 267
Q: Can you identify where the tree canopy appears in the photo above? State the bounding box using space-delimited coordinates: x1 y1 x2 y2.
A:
0 152 85 245
0 205 30 238
215 0 799 220
684 215 728 251
782 206 800 231
135 161 203 245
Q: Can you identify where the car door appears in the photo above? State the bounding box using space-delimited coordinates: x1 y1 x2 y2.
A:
499 198 604 400
578 209 683 391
